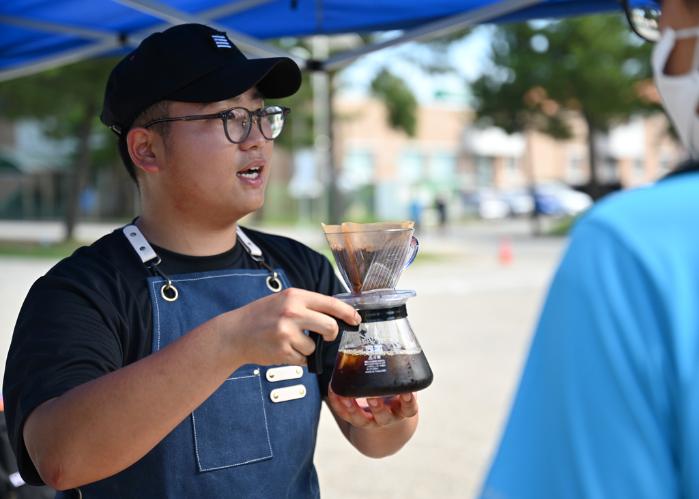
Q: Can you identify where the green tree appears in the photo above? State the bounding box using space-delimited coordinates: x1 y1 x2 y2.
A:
0 57 119 240
471 15 655 198
370 68 418 136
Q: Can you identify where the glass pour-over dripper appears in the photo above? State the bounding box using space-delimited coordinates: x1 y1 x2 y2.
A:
320 221 433 398
322 221 418 294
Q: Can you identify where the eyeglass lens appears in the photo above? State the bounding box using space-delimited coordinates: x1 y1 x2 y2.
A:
224 106 286 143
628 2 661 42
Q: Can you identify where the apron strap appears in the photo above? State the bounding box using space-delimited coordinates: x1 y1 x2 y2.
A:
122 224 178 302
237 227 283 294
123 224 159 265
236 226 263 259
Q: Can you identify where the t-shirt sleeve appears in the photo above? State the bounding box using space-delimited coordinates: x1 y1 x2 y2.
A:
480 219 676 499
3 270 125 485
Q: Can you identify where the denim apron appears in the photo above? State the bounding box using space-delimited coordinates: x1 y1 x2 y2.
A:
63 225 322 499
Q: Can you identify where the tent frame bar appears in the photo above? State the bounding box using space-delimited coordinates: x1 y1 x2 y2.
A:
0 15 114 41
0 39 122 82
114 0 300 60
322 0 543 71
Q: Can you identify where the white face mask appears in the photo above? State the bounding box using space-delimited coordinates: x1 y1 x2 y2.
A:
652 26 699 158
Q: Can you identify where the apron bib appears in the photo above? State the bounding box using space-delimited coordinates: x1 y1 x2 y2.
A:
65 225 322 499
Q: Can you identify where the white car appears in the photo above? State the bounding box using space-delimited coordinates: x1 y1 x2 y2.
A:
502 189 535 216
534 181 593 216
461 189 510 219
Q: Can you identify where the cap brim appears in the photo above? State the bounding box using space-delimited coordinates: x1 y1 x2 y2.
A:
168 57 301 103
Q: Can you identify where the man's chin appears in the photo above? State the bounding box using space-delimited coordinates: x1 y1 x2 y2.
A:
235 195 265 219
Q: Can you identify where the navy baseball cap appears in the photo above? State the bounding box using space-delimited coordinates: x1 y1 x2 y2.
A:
100 23 302 135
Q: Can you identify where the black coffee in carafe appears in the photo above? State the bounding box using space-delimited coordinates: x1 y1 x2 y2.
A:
331 350 433 397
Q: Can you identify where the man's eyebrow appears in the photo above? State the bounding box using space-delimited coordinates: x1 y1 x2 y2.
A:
230 89 264 102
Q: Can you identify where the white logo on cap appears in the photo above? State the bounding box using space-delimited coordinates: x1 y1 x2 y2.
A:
212 34 232 49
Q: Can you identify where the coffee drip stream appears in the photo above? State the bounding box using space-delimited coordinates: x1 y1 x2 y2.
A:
319 222 433 398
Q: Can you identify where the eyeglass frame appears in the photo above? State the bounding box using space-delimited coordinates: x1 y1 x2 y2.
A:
622 0 662 42
142 105 291 144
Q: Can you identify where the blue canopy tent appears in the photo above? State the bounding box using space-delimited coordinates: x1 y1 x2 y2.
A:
0 0 655 80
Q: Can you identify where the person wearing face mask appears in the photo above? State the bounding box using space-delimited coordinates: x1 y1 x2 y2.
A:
479 1 699 498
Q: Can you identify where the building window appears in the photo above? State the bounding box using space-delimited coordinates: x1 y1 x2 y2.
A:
506 157 518 174
399 150 425 184
599 157 619 184
567 154 585 184
430 152 456 183
633 158 645 183
340 149 374 191
475 155 494 187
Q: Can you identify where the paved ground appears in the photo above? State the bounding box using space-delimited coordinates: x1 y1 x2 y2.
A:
0 219 567 498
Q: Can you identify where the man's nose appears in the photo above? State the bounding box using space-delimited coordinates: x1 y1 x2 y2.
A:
240 117 266 148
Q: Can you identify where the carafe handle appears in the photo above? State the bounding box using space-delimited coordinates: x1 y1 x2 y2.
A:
404 235 419 269
307 319 361 374
307 332 324 374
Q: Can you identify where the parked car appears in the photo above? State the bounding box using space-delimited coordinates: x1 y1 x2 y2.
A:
461 189 510 219
533 181 593 216
502 189 535 217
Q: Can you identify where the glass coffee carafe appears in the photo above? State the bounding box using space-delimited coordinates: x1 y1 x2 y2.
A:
321 221 433 398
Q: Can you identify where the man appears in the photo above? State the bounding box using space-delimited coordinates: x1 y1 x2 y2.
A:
3 23 419 498
480 1 699 497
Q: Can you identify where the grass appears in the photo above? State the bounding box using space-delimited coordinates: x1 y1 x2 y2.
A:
547 215 577 237
0 240 83 259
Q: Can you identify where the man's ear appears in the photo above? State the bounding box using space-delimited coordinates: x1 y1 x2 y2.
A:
127 128 162 174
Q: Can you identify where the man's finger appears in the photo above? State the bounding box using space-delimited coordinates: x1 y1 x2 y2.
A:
291 333 316 357
328 390 373 427
296 309 340 342
391 393 418 419
366 398 394 426
300 291 361 327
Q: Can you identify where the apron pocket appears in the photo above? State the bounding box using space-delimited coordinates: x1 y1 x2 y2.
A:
192 370 273 472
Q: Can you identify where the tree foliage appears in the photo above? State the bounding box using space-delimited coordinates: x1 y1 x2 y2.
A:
0 58 115 140
470 14 656 194
0 58 119 239
370 68 418 136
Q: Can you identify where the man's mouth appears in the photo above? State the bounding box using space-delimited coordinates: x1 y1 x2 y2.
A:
237 164 263 180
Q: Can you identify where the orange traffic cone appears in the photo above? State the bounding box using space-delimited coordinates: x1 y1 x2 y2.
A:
498 238 513 266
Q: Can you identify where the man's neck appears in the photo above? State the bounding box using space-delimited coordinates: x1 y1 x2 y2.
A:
135 212 239 257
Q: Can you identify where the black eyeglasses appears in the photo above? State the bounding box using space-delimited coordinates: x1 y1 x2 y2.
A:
143 105 291 143
623 0 661 42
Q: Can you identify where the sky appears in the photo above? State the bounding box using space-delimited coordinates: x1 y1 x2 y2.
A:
337 26 495 106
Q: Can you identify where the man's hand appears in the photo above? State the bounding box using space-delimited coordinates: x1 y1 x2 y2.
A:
327 387 418 428
224 288 361 367
326 386 419 458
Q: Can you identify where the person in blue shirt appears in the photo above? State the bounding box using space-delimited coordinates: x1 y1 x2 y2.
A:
481 0 699 497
